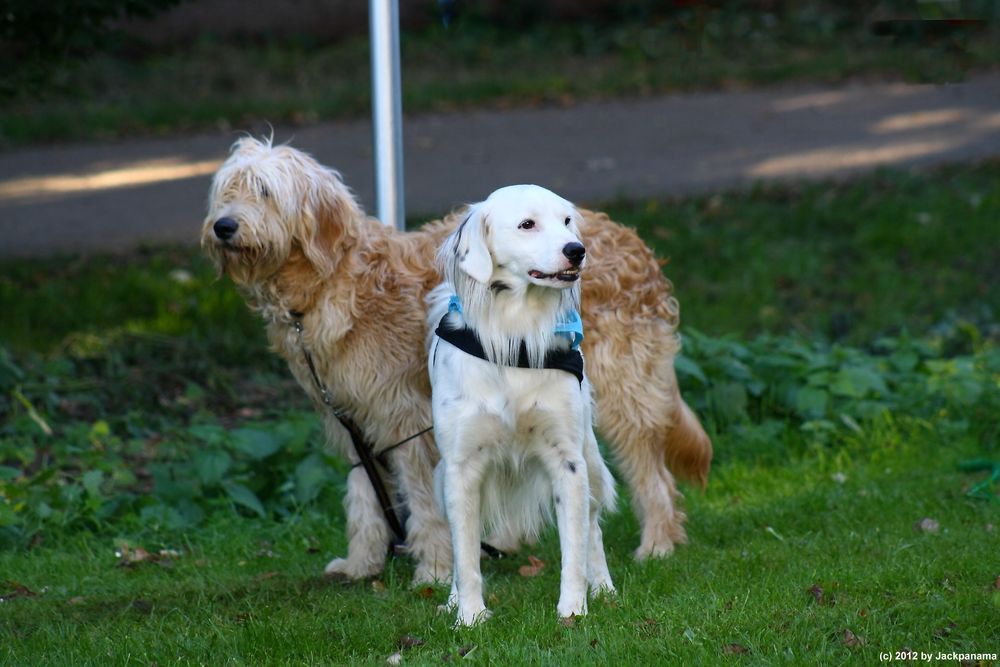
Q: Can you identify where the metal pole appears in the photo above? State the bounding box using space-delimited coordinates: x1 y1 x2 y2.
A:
369 0 405 230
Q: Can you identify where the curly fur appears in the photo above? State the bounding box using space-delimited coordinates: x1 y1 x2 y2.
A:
201 137 712 584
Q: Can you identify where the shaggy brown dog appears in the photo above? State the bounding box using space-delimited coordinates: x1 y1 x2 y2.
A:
201 137 711 584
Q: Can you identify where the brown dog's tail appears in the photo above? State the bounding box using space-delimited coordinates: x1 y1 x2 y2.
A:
665 377 713 488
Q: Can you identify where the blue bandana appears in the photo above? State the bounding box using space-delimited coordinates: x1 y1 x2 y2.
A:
447 295 584 350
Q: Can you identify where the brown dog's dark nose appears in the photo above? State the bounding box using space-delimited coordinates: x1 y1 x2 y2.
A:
562 242 586 266
213 217 239 241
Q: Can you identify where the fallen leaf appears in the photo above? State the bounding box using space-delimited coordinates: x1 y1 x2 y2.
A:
560 616 576 628
723 643 750 655
842 629 865 648
518 555 546 577
915 518 940 533
371 580 387 593
255 571 280 582
67 596 85 606
397 635 425 649
0 581 37 602
415 586 435 599
589 639 599 648
807 584 836 606
858 608 868 618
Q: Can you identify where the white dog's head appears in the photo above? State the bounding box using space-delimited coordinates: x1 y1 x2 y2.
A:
201 136 363 286
439 184 585 366
446 184 586 291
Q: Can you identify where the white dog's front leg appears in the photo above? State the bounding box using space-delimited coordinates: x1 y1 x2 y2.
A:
548 454 590 619
584 431 615 595
324 466 389 580
443 460 490 627
586 516 614 595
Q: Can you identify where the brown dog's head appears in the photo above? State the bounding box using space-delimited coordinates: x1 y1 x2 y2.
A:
201 136 362 286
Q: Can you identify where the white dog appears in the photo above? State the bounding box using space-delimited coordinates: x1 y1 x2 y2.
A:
427 185 616 626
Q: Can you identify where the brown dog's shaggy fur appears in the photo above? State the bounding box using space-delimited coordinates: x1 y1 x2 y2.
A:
201 137 711 584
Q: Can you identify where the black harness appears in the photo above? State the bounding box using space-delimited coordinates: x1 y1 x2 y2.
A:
434 315 585 384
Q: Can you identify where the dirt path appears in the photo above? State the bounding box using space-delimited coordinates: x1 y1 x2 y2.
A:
1 74 997 258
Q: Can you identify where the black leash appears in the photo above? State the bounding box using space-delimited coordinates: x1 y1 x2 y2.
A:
291 312 508 561
291 313 408 546
350 426 433 470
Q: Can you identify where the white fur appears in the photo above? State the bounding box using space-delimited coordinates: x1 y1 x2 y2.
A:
427 185 616 627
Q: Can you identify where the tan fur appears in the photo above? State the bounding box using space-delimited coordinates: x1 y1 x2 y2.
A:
202 138 712 580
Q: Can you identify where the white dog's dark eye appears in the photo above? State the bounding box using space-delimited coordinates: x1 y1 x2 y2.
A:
564 216 571 226
518 219 536 230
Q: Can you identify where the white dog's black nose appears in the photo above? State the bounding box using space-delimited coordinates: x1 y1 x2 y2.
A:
213 217 239 241
562 242 586 266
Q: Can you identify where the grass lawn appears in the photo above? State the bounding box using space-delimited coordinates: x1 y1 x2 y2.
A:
1 163 998 663
3 5 998 146
2 429 997 664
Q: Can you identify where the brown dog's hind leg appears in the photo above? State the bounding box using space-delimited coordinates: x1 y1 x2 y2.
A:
589 323 709 558
324 466 391 579
606 416 689 559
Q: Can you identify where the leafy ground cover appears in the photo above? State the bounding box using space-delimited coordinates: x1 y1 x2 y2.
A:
2 3 998 146
1 164 998 663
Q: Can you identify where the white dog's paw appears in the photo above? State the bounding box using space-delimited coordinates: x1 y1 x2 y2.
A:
454 606 492 628
633 539 675 561
589 580 616 598
557 596 588 620
323 557 383 581
412 561 452 586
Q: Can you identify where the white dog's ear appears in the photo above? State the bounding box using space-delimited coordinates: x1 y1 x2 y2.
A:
452 204 493 284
